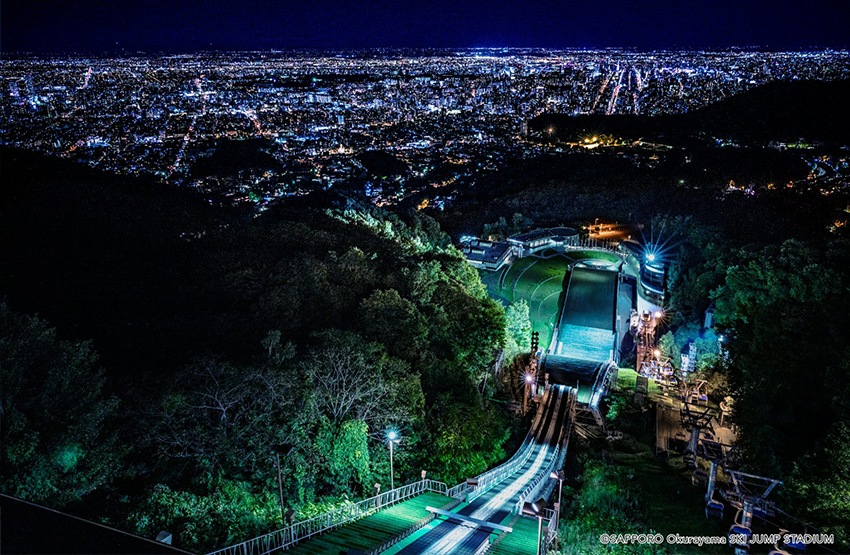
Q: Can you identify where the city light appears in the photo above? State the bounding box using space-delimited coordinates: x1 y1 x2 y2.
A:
2 50 844 214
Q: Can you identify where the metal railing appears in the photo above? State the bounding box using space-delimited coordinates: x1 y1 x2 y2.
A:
541 508 559 552
564 237 623 256
467 439 535 503
206 479 449 555
512 444 560 515
466 388 553 504
447 482 469 499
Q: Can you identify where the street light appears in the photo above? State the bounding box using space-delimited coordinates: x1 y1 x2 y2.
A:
386 430 401 490
550 470 565 549
523 373 534 415
522 498 547 555
550 469 565 513
270 444 294 526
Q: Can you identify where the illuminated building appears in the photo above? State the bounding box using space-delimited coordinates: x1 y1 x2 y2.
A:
639 249 666 301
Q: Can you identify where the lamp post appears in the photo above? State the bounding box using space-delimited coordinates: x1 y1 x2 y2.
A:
387 430 401 490
270 444 294 526
522 498 547 555
550 470 565 548
523 373 534 415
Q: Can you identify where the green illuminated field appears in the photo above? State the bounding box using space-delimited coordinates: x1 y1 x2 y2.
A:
615 368 665 398
284 491 451 555
481 256 571 351
491 515 542 555
480 250 621 352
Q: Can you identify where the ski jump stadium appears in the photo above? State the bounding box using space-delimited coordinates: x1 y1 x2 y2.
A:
209 229 638 555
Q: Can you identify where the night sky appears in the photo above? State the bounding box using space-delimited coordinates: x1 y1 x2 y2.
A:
3 0 849 53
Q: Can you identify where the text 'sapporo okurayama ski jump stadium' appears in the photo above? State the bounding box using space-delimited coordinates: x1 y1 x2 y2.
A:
209 228 652 555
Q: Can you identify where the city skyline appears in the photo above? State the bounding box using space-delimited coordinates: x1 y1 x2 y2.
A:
4 49 845 212
3 0 850 53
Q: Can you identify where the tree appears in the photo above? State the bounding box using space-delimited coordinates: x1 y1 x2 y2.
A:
128 479 279 552
148 356 296 480
712 239 838 327
657 331 681 367
552 461 668 555
0 305 121 506
788 422 850 547
425 391 510 484
359 289 428 360
705 238 850 542
304 330 423 431
316 419 372 495
504 300 532 363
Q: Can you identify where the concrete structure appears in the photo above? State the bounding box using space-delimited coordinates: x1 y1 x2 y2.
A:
640 253 666 301
507 227 579 258
543 267 622 414
460 238 514 270
461 227 590 272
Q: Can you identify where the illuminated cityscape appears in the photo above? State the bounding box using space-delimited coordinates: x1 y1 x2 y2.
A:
3 50 849 209
2 0 850 553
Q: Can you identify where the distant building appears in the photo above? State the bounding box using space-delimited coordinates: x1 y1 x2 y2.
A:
461 227 580 271
24 74 36 105
507 227 579 258
681 342 697 374
460 237 514 271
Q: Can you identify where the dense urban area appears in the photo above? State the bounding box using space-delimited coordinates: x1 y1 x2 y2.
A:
2 48 850 555
2 49 849 210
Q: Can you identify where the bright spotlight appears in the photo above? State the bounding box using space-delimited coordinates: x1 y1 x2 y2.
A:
654 310 663 319
387 430 398 441
646 253 656 262
653 349 661 357
525 373 534 383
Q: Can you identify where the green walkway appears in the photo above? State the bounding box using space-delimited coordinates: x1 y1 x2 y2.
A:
491 516 541 555
381 501 469 555
285 491 451 555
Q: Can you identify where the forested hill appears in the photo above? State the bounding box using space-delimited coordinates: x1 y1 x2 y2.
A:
1 147 496 379
1 146 237 377
1 145 518 551
531 79 850 143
